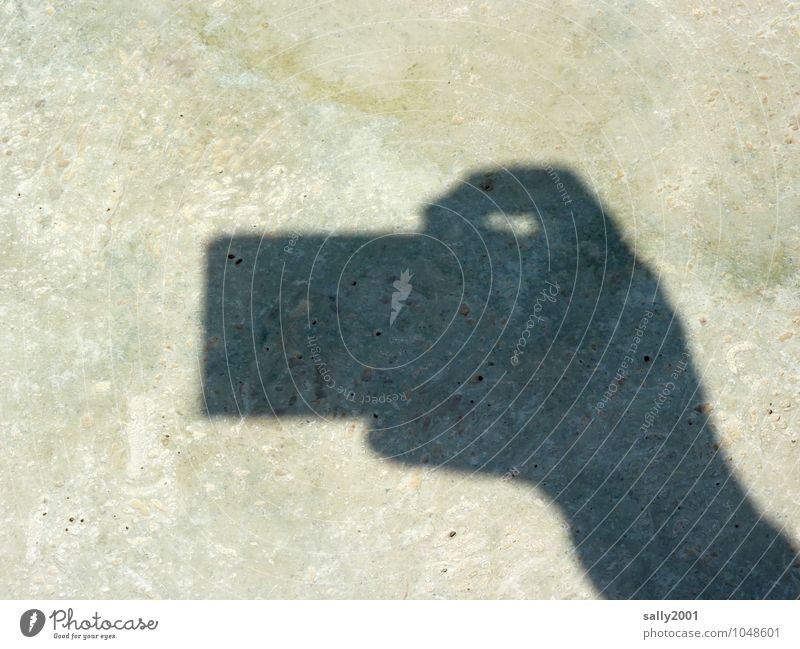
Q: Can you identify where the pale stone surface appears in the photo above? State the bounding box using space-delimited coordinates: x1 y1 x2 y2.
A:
1 1 798 598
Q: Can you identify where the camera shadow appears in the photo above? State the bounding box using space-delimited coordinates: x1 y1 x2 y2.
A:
202 165 799 599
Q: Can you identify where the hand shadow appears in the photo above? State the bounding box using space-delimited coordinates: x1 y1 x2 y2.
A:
202 165 800 599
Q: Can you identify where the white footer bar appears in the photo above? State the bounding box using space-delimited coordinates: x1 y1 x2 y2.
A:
1 600 797 648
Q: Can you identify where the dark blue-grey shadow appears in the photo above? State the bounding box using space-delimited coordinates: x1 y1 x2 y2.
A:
202 166 799 599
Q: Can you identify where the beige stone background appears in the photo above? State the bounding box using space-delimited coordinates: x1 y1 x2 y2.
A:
1 0 798 597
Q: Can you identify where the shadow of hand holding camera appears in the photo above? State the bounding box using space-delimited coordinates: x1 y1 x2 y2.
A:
204 166 799 599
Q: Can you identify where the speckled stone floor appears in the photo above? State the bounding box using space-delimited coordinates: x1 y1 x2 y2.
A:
1 1 798 598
